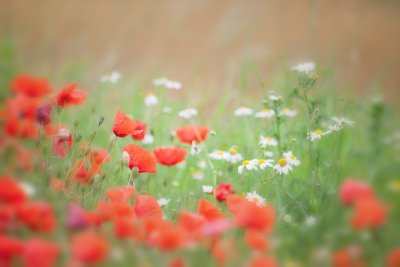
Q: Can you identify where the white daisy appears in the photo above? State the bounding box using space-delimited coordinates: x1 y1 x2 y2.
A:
246 191 266 206
255 108 275 118
190 141 202 155
157 198 170 207
178 108 198 119
142 134 154 145
264 151 274 158
153 77 168 86
307 129 331 141
209 150 229 160
269 95 282 102
197 160 207 169
144 94 158 106
238 159 257 174
331 116 354 127
292 61 316 74
202 185 213 194
226 147 243 164
259 135 278 147
328 124 343 132
153 77 182 90
279 108 297 117
100 71 121 84
273 157 293 175
234 107 254 117
255 159 274 170
192 170 204 180
283 151 301 166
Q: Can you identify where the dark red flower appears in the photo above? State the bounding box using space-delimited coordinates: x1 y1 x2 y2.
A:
175 125 209 144
132 120 147 140
56 82 87 108
113 110 137 137
214 182 235 202
153 146 187 166
11 74 52 98
36 104 52 125
123 144 157 173
0 235 23 267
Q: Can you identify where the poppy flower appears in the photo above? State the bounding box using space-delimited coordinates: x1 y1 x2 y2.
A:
214 182 235 202
52 128 73 158
88 147 110 165
114 217 137 239
149 222 185 251
0 177 27 204
17 201 56 232
211 238 236 265
0 235 23 267
245 229 268 251
21 238 59 267
351 196 388 230
248 255 278 267
175 125 209 144
178 212 205 242
198 199 224 221
56 82 87 108
387 248 400 267
153 146 187 166
0 206 15 233
339 179 374 206
131 120 147 140
71 232 108 264
123 144 157 173
11 74 52 98
332 246 365 267
134 195 162 219
66 203 90 231
106 186 136 203
36 104 52 125
50 177 65 192
113 110 137 137
71 159 101 185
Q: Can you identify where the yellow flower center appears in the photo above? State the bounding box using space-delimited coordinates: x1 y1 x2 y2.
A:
278 158 287 167
252 197 260 203
314 129 324 136
217 150 224 156
264 136 273 141
230 148 238 155
282 107 289 112
262 108 270 113
258 159 265 164
242 160 250 166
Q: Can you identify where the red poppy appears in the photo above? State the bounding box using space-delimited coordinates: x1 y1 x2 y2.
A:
169 257 185 267
0 235 23 267
88 147 110 165
153 146 187 166
339 179 374 206
132 120 147 140
211 238 236 265
175 125 209 144
36 103 52 125
56 82 87 108
71 159 101 185
52 128 73 158
351 196 388 230
245 229 268 251
50 177 65 192
134 195 162 219
178 212 205 242
0 206 15 233
113 110 137 137
71 232 108 264
248 255 278 267
147 220 184 251
0 177 27 204
114 217 137 239
198 199 224 221
214 182 235 202
332 246 365 267
387 248 400 267
21 238 59 267
106 186 136 203
17 201 56 232
123 144 157 173
11 74 52 98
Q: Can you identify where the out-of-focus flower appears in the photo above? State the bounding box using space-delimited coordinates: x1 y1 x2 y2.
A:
269 95 282 102
142 133 154 144
0 177 27 204
234 107 253 117
56 82 87 108
134 195 163 219
259 135 278 147
246 191 266 206
305 215 317 227
11 74 52 98
264 151 274 158
283 151 301 166
215 183 234 202
248 254 278 267
153 77 182 90
197 160 207 169
238 160 257 174
192 170 204 180
351 196 388 230
387 248 400 267
131 120 147 140
71 232 108 264
163 106 172 113
19 181 35 197
273 157 293 175
209 150 229 160
22 238 59 267
105 186 136 203
113 110 137 137
202 185 214 194
144 93 158 106
307 129 331 141
292 61 316 74
178 108 198 119
123 144 157 173
226 147 243 164
331 246 365 267
66 203 90 231
175 126 209 144
52 128 73 158
153 146 187 166
17 201 55 233
256 159 274 170
339 179 374 206
279 107 297 117
100 71 121 83
157 198 170 207
36 104 52 126
255 108 275 118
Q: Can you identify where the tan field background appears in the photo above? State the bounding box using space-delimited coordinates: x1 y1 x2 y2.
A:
1 0 399 105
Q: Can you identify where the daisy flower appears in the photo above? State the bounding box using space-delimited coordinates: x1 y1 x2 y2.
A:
238 159 257 174
273 157 293 175
226 147 243 164
190 141 203 155
269 95 282 102
331 116 354 127
209 150 229 160
197 160 207 169
264 151 274 158
255 108 275 118
307 129 331 141
279 107 297 117
202 185 213 194
234 107 253 117
246 191 266 206
157 198 170 207
144 94 158 106
100 71 121 84
256 159 274 170
259 135 278 147
142 134 154 145
283 151 301 166
153 77 182 90
192 170 204 180
292 61 316 74
179 108 198 119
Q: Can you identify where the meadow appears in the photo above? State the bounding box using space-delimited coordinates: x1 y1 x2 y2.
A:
1 48 400 267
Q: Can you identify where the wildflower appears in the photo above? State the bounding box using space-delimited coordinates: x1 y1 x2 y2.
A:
192 170 204 180
142 133 154 144
17 201 55 232
19 181 35 197
246 191 266 206
331 116 354 127
144 93 158 106
269 95 282 102
11 74 52 98
178 108 198 119
112 110 137 137
190 141 202 155
209 150 229 160
56 82 87 108
0 177 27 204
248 254 278 267
198 199 224 221
153 77 182 90
238 160 257 174
52 128 73 158
255 108 275 118
202 185 214 194
66 203 90 230
147 220 185 251
279 107 297 117
226 147 243 164
175 125 209 144
153 146 188 166
105 186 136 203
244 229 268 251
22 238 59 267
131 120 147 140
264 151 274 158
134 195 162 219
257 159 274 170
387 248 400 267
283 151 301 166
234 107 253 117
0 236 23 266
123 144 157 173
71 232 108 264
292 61 316 74
339 179 374 206
259 135 278 147
351 196 388 230
332 246 365 267
100 71 121 83
157 198 170 207
36 104 52 125
215 183 235 202
197 160 207 169
307 129 331 141
273 157 292 175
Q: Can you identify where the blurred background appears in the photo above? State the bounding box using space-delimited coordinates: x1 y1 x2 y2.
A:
1 0 399 106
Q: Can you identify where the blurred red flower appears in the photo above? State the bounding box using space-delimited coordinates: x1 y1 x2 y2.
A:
387 248 400 267
332 246 365 267
245 229 268 251
214 182 234 202
52 128 73 158
147 220 185 251
71 232 108 264
351 196 388 230
123 144 157 173
134 195 163 219
11 74 52 98
17 201 56 233
175 125 209 144
113 110 137 137
106 186 136 203
0 177 27 204
56 82 87 108
131 119 147 140
0 235 23 267
339 179 374 206
198 199 224 221
153 146 187 166
22 238 59 267
248 254 278 267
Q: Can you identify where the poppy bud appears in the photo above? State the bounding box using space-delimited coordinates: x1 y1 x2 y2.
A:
36 104 52 125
